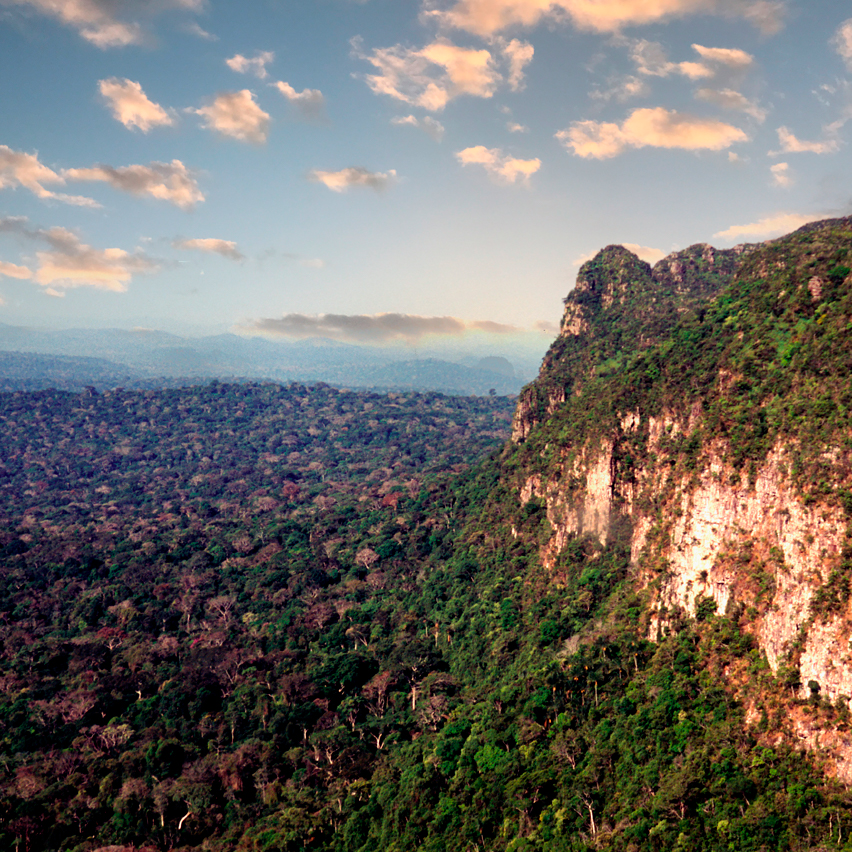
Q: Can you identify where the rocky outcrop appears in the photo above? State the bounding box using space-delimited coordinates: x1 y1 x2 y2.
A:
512 241 756 442
515 218 852 779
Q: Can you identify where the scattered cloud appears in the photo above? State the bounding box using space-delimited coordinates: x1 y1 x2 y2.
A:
184 21 217 40
423 0 785 37
226 51 275 80
713 211 823 240
557 107 747 159
832 18 852 71
573 243 667 266
354 36 502 111
0 216 158 295
0 145 97 206
629 39 712 79
192 90 270 143
456 146 540 183
2 0 205 48
691 44 754 69
391 114 446 141
500 38 534 90
0 260 33 279
243 312 519 344
63 160 203 209
309 166 397 192
770 162 791 187
695 87 766 121
507 121 529 133
773 125 841 155
273 81 326 120
591 74 649 103
173 238 244 260
621 243 667 264
98 78 174 132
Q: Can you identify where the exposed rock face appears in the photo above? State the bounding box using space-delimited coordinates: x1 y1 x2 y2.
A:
514 219 852 779
512 241 755 441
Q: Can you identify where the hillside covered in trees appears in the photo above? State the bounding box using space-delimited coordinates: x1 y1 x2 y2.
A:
4 219 852 852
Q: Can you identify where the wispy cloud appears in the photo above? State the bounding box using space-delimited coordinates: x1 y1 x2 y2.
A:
423 0 785 37
556 107 747 159
772 125 841 155
3 0 205 48
0 145 97 206
695 87 766 121
456 146 540 183
500 38 534 90
173 238 244 260
309 166 397 192
832 18 852 71
0 216 158 295
98 78 174 132
714 211 823 240
770 162 791 187
192 90 270 143
573 243 667 266
243 312 520 344
273 81 326 120
391 114 446 141
226 51 275 80
354 36 504 111
0 260 33 279
63 160 203 209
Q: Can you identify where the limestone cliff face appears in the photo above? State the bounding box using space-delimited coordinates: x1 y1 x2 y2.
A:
514 219 852 779
512 241 754 441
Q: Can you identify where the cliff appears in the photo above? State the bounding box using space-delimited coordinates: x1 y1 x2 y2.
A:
512 240 756 441
513 217 852 777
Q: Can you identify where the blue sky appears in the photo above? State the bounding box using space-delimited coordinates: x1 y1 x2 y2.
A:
1 0 851 345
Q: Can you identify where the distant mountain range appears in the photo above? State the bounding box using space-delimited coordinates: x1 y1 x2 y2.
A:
0 324 547 395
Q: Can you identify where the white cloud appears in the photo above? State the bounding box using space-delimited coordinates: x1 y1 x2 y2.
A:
591 74 649 102
0 145 97 206
691 43 754 68
629 39 713 79
226 51 275 80
424 0 784 37
773 125 841 155
273 81 326 120
243 312 519 344
309 167 397 192
621 243 667 264
391 114 446 140
507 121 529 133
174 238 244 260
98 78 174 132
770 161 791 187
63 160 203 209
456 146 541 183
192 90 270 143
713 211 823 240
556 107 747 158
184 21 217 41
0 260 32 279
832 18 852 71
354 36 502 111
573 243 667 266
0 216 158 294
500 38 534 90
695 87 766 121
2 0 205 48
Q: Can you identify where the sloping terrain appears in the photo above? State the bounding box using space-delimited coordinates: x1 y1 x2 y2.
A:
3 221 852 852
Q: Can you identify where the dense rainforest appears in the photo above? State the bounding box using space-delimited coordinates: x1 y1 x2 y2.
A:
4 219 852 852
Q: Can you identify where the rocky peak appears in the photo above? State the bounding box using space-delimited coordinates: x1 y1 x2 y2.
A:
513 240 751 442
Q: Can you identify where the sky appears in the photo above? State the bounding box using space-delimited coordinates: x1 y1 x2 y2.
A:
1 0 851 347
